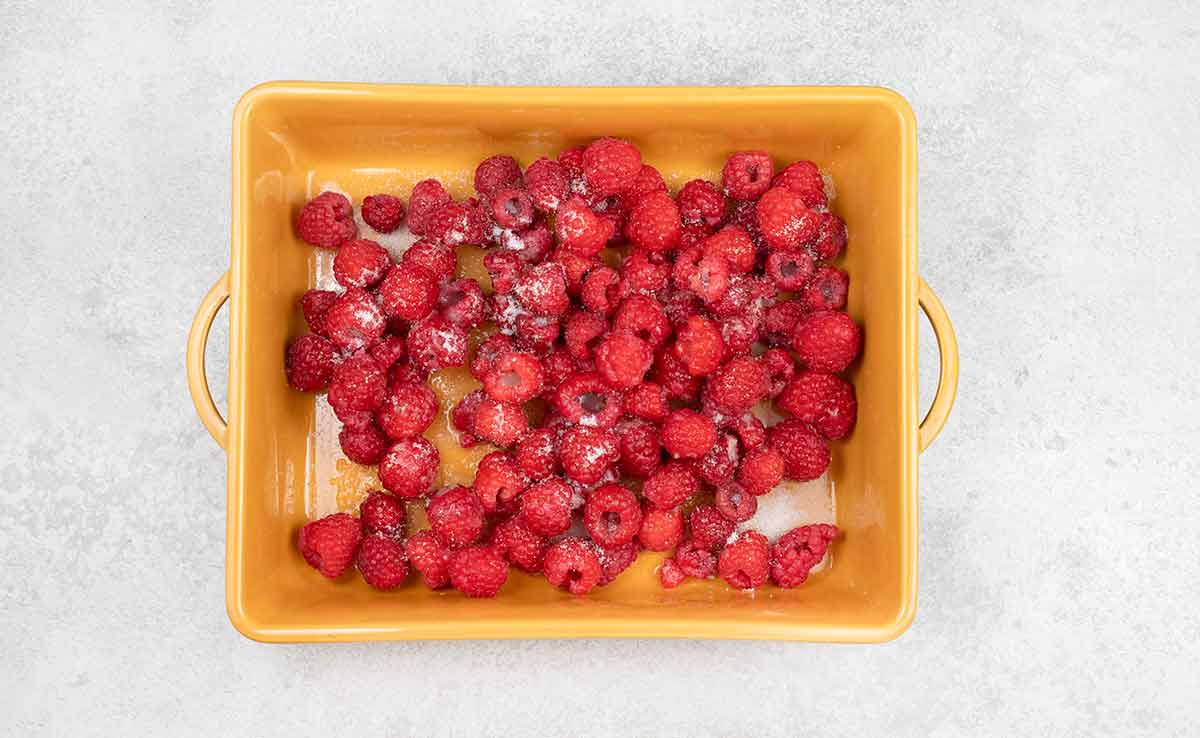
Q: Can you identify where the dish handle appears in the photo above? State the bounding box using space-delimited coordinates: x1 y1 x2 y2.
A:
917 278 959 452
187 271 230 450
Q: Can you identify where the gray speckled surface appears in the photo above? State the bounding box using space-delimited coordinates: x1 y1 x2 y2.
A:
3 1 1199 735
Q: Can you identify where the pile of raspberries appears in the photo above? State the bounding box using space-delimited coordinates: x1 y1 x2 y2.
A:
286 138 858 598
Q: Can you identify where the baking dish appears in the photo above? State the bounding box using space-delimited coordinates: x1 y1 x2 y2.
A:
187 83 958 642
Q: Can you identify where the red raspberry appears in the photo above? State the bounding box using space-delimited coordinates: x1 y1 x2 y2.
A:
673 316 725 377
521 477 573 537
406 529 450 588
765 249 815 291
500 218 553 262
369 335 407 370
738 446 785 495
677 179 727 229
540 349 580 396
596 541 638 586
642 461 699 510
328 351 387 413
559 425 619 484
683 252 727 304
763 300 808 347
449 544 509 598
473 398 528 447
582 137 642 196
360 491 407 539
615 252 668 300
379 263 437 322
356 534 410 590
732 413 767 450
675 539 719 579
473 451 527 514
661 287 704 326
491 515 548 573
296 191 356 249
449 389 482 446
543 538 603 595
659 557 686 588
653 350 702 402
679 224 709 251
285 334 337 392
482 351 544 404
524 157 569 212
553 372 622 429
558 146 586 186
704 357 769 415
756 348 793 399
622 382 668 423
768 418 831 481
810 212 847 261
474 154 523 195
426 201 485 247
563 310 608 361
515 427 559 480
660 409 717 460
471 332 516 381
777 371 857 440
374 382 438 440
617 164 668 211
324 287 386 352
556 196 614 256
360 193 405 233
437 278 485 330
718 531 770 589
580 266 622 315
695 433 738 486
770 523 839 587
612 294 670 349
407 314 469 371
481 251 520 297
296 512 362 578
709 273 773 319
721 151 774 201
427 485 485 549
624 190 681 252
723 312 762 361
618 419 662 478
514 314 561 355
702 227 756 275
338 422 390 465
689 505 735 552
489 187 535 230
583 483 642 547
407 179 453 237
551 247 600 295
514 262 570 317
792 310 862 373
333 404 374 432
402 239 457 284
300 289 338 336
379 437 439 499
802 266 848 312
594 331 653 390
772 160 827 209
756 187 819 252
638 504 684 551
715 483 757 523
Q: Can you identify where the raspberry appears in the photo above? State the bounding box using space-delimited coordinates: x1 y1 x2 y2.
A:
524 157 569 212
675 539 719 579
551 247 600 294
709 273 772 319
521 477 573 537
660 409 717 460
776 371 857 440
721 151 774 201
555 196 614 256
810 212 847 261
296 191 357 249
771 524 839 587
732 412 767 450
612 294 670 349
474 154 523 195
580 266 622 315
553 372 622 429
369 335 407 370
378 436 439 499
558 146 586 186
559 425 619 484
659 557 686 588
324 287 386 352
514 314 561 354
473 398 528 447
661 287 704 326
583 483 642 547
714 483 757 523
642 461 699 510
563 310 608 361
653 350 702 402
470 332 516 381
671 246 703 292
718 530 770 589
285 334 338 392
427 485 485 549
356 534 410 590
802 266 848 312
339 422 390 465
690 253 731 304
402 239 457 284
638 504 684 551
615 164 666 211
407 314 469 371
360 491 407 539
694 433 738 486
484 249 523 295
379 263 438 322
596 541 638 585
543 538 603 595
489 187 535 230
407 179 453 237
756 187 819 252
296 512 362 578
720 315 760 359
738 446 785 495
491 515 548 572
438 278 485 330
481 351 544 404
515 427 559 480
359 193 406 234
374 381 438 440
582 137 642 196
792 310 862 373
768 418 831 481
624 190 681 252
473 451 527 514
765 249 815 291
673 316 725 377
328 351 387 413
300 289 338 336
689 505 735 552
514 262 570 317
449 544 509 598
594 331 653 390
763 300 808 347
427 201 485 247
772 161 827 209
450 387 483 437
333 404 374 431
679 224 709 251
677 179 727 229
702 227 755 276
704 357 769 415
406 530 450 589
614 254 667 303
622 381 668 423
618 419 662 478
502 218 553 262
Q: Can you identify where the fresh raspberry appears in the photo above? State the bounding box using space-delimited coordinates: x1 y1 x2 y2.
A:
721 151 774 201
714 483 757 523
559 425 619 484
718 530 770 589
624 190 681 252
360 491 407 539
524 157 569 212
513 262 570 317
470 332 515 381
562 310 608 361
514 314 561 355
659 557 686 588
591 195 627 246
763 300 808 347
638 504 684 551
285 334 338 392
555 196 614 256
300 289 338 337
582 137 642 196
474 154 523 195
617 419 662 478
553 372 622 429
296 191 357 249
427 485 485 549
770 523 839 587
765 249 815 291
543 538 603 595
675 539 719 579
432 280 483 333
679 224 710 251
379 263 437 322
407 179 453 237
709 273 773 320
402 239 457 284
502 218 554 262
328 351 387 413
448 544 509 598
704 357 769 415
756 187 819 252
642 461 699 510
732 413 767 450
653 350 702 402
755 349 791 399
701 226 755 274
738 446 785 495
580 266 622 315
694 433 738 486
407 314 469 371
660 409 718 459
378 437 440 499
374 381 438 440
355 534 410 590
612 254 664 302
368 335 407 370
671 247 703 293
612 294 670 348
777 371 857 440
692 253 733 304
449 389 483 446
583 483 642 547
617 164 668 212
558 146 586 186
338 422 390 465
720 315 760 359
481 351 544 404
483 250 523 295
406 530 450 588
491 515 548 572
802 266 848 312
297 512 362 578
677 179 727 229
521 477 573 537
324 287 386 352
332 404 374 432
594 331 653 390
473 451 527 514
792 310 862 373
551 248 601 295
689 505 735 552
426 201 485 247
772 160 827 209
768 418 831 481
359 193 406 234
473 398 528 447
810 212 847 261
540 348 579 397
661 287 704 326
596 541 638 586
515 427 559 480
622 382 668 423
673 316 725 377
489 187 535 230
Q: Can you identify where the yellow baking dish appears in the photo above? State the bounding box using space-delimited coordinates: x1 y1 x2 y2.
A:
187 83 957 642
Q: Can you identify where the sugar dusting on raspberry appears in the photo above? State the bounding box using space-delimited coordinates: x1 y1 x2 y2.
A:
737 472 836 573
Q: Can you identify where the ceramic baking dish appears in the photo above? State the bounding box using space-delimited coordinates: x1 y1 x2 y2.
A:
187 83 958 642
